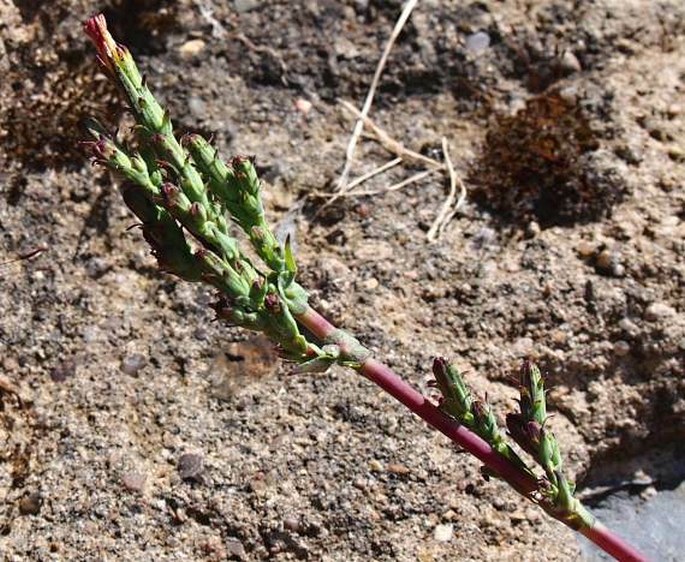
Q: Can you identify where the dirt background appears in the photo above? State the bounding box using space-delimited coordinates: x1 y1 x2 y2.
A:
1 0 684 560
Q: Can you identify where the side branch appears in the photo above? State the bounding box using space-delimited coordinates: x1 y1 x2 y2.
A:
295 305 648 562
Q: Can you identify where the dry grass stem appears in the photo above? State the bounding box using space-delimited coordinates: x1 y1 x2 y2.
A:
339 100 442 169
427 138 467 241
335 0 420 191
344 157 403 191
346 168 436 197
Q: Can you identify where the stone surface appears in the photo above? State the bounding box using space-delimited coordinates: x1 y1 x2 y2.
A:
1 1 684 561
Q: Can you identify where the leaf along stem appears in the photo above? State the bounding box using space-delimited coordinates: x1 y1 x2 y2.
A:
295 305 648 562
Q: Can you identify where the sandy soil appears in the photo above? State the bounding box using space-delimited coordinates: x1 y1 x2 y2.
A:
1 1 683 560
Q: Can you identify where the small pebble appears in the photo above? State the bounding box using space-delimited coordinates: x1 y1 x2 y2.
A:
644 302 676 322
559 50 581 73
19 492 42 515
50 360 76 383
188 96 206 118
618 318 640 336
233 0 260 12
85 257 110 279
433 523 454 542
193 327 208 340
368 459 383 472
250 475 267 494
526 221 541 237
595 249 623 276
177 453 204 482
576 240 596 258
387 463 411 475
363 277 379 290
595 249 614 270
666 104 682 119
283 516 301 532
295 98 312 115
82 325 101 344
615 143 643 165
120 354 146 376
353 477 367 490
667 147 685 163
550 329 567 346
225 538 246 559
122 471 147 493
178 39 206 58
465 31 490 54
613 340 631 356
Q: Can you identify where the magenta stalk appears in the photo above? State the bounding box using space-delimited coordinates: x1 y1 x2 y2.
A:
296 305 648 562
579 523 648 562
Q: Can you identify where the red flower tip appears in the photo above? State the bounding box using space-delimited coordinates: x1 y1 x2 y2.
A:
84 14 121 72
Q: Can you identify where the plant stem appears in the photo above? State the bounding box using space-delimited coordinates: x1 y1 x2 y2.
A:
579 522 648 562
296 305 648 562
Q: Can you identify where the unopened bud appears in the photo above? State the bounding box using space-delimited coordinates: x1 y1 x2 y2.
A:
189 201 207 222
251 226 266 244
264 293 282 314
92 137 116 161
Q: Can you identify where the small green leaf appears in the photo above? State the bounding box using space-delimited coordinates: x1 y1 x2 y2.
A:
284 234 297 274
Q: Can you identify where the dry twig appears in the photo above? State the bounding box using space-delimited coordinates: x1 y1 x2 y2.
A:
339 100 442 169
344 157 402 192
335 0 420 191
427 138 467 241
338 168 437 198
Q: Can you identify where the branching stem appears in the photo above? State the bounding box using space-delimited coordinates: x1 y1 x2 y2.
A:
296 306 647 562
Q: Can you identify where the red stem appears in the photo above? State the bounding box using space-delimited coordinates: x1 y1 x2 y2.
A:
579 523 648 562
296 305 649 562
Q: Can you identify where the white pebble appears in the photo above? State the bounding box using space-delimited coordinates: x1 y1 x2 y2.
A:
434 523 454 542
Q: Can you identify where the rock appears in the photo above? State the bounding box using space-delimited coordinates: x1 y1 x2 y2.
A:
85 257 110 279
595 249 624 277
613 340 631 356
178 39 206 58
579 482 685 561
387 463 411 475
233 0 260 12
615 143 643 165
354 241 394 262
177 453 205 482
577 240 596 258
667 147 685 163
19 492 42 515
225 538 246 559
618 318 640 337
433 523 453 542
644 302 676 322
283 516 301 532
122 471 147 493
559 50 582 73
188 96 206 119
295 98 312 115
595 249 613 270
82 325 101 344
465 31 490 54
120 354 146 376
526 221 541 237
50 360 76 383
368 459 383 472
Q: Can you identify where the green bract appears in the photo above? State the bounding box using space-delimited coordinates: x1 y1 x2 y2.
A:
83 14 315 361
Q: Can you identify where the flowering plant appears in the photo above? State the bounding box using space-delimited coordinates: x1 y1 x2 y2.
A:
83 14 646 561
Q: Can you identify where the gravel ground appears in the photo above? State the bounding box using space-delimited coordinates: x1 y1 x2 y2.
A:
1 1 684 560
